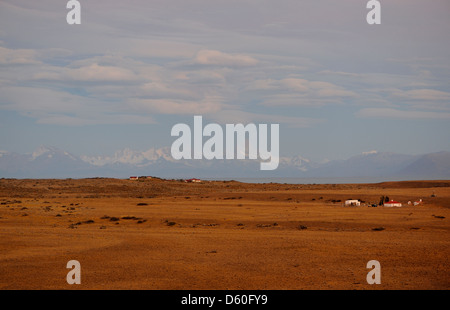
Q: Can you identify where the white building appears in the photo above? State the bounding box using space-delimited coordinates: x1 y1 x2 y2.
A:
185 178 201 183
413 199 423 206
345 200 360 206
384 200 402 207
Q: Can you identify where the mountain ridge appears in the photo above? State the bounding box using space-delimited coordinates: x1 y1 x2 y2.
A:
0 145 449 180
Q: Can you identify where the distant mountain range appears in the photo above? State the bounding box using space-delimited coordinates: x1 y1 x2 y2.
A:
0 145 449 180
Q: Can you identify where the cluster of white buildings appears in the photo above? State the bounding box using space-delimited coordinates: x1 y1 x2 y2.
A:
383 200 402 207
344 199 423 207
344 200 361 207
184 178 202 183
129 176 153 180
129 176 202 183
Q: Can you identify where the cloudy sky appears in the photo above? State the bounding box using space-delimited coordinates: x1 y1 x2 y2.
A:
1 0 449 162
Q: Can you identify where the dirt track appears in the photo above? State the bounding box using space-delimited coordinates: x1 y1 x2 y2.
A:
0 178 449 289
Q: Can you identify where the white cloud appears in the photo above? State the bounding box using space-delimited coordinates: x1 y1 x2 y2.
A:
280 78 310 92
0 85 156 126
1 2 449 127
30 63 140 83
129 95 225 115
355 108 450 120
364 88 450 111
0 46 40 65
64 63 138 82
36 114 155 126
138 81 198 99
195 50 258 67
250 78 357 96
1 86 89 113
181 70 227 85
247 77 358 106
206 109 323 128
392 89 450 102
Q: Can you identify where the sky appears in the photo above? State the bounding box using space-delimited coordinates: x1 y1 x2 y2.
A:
1 0 450 162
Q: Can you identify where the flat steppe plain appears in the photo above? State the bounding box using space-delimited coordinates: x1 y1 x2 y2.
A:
0 178 449 290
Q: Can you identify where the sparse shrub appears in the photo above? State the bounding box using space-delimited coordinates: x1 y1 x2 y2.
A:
372 227 385 231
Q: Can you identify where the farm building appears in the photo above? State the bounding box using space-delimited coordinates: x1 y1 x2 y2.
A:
345 200 360 206
185 178 202 183
129 176 139 180
408 199 423 206
384 200 402 207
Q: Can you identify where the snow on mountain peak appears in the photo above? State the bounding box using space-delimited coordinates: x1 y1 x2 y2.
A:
31 145 78 161
32 145 56 159
81 147 174 166
362 150 378 156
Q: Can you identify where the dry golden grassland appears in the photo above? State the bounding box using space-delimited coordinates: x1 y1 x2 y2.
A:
0 178 449 289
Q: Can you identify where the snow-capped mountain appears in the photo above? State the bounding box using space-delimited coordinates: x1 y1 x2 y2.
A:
0 145 449 180
81 147 175 166
0 145 91 178
31 145 79 161
278 155 318 172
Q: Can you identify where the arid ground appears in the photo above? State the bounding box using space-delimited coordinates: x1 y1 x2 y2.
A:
0 178 449 290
